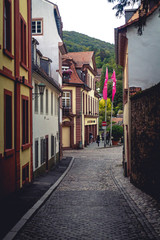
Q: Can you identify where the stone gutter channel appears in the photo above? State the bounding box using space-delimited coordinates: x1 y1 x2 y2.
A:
110 163 160 240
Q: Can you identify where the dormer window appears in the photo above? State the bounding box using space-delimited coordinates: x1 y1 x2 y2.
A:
40 57 52 76
62 69 72 82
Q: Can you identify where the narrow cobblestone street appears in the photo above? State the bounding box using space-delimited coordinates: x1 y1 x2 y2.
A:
14 144 160 240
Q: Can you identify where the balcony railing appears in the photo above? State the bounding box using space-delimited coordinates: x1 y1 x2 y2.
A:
62 107 72 116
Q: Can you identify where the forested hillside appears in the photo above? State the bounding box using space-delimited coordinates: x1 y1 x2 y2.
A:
63 31 123 116
63 31 122 82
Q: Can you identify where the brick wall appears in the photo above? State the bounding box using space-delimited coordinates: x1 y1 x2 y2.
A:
130 82 160 200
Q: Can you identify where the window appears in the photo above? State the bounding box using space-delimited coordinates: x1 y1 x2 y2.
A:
22 163 29 185
4 0 12 54
32 19 42 35
86 94 87 115
83 93 85 114
51 92 53 115
41 138 45 164
62 92 71 108
22 97 29 145
4 90 12 150
46 89 48 114
20 17 27 66
91 97 92 115
35 139 38 169
40 93 43 114
55 94 58 116
34 83 38 113
51 135 54 156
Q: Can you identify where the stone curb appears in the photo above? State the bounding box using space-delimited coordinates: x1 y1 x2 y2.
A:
3 157 75 240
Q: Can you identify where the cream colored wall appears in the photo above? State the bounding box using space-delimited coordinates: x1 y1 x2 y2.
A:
90 59 94 69
123 44 130 164
19 0 28 22
0 77 15 155
20 67 29 82
20 85 31 187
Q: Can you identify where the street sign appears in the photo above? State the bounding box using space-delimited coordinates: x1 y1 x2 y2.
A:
102 121 107 126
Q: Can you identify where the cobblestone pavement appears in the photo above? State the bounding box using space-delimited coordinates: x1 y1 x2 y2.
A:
14 145 160 240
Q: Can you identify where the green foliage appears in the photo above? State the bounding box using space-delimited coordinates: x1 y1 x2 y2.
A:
110 125 123 141
63 31 121 72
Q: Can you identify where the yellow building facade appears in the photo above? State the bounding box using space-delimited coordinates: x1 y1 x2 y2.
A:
62 52 100 149
0 0 32 197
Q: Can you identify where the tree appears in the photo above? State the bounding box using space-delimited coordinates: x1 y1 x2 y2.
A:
108 0 159 35
99 98 115 128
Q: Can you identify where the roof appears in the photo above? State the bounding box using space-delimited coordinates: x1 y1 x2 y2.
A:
115 1 160 66
62 55 84 85
32 64 62 93
65 51 94 68
118 1 160 31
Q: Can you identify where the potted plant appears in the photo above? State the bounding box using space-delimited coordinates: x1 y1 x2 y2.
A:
111 125 123 145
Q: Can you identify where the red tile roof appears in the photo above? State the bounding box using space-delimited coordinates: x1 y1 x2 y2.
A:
65 51 94 68
62 55 84 85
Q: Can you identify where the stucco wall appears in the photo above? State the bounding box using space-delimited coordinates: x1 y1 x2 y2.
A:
127 8 160 90
32 73 59 171
32 0 62 82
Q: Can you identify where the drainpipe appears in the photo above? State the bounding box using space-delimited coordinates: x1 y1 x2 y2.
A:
58 94 62 161
81 88 85 148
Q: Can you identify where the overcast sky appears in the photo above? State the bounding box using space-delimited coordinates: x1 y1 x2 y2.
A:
52 0 126 44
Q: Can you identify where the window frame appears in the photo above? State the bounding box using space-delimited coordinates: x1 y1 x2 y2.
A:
51 135 54 157
3 0 13 59
40 93 43 114
34 83 38 113
20 14 27 68
51 92 53 115
22 95 29 146
35 138 39 169
32 18 43 35
62 91 71 109
4 89 12 152
40 137 45 165
46 89 48 114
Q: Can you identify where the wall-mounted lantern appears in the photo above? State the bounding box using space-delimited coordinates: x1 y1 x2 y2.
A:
32 83 46 99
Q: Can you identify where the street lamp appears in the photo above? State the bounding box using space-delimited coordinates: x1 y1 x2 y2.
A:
32 83 46 99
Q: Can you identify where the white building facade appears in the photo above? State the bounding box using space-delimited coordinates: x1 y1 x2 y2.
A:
115 3 160 176
32 39 62 174
32 2 65 175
